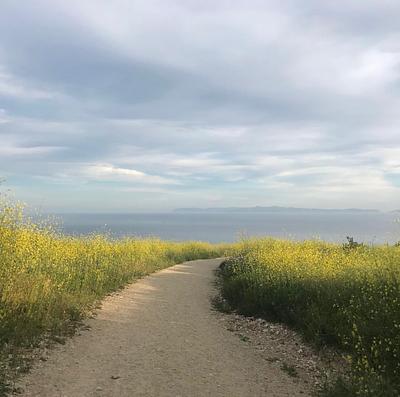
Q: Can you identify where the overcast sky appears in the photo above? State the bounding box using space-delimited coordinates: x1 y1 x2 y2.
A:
1 0 400 212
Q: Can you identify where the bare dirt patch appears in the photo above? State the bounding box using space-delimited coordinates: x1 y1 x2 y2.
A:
13 259 324 396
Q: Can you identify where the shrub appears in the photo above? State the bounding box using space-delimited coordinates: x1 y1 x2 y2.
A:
220 238 400 396
0 200 228 345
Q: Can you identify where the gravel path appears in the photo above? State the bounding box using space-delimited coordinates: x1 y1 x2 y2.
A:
18 259 308 397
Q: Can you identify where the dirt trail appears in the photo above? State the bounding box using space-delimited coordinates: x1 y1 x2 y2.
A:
18 259 308 396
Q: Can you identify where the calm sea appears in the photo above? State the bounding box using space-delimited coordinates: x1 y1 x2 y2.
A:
53 212 400 244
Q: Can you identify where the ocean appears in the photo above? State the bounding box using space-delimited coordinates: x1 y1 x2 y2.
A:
53 211 400 244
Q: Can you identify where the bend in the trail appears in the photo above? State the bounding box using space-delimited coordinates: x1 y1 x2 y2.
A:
17 259 308 397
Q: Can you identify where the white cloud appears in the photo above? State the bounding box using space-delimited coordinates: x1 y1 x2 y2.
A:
1 1 400 210
0 144 65 156
82 164 178 185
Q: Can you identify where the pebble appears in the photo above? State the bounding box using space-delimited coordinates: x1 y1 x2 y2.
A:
217 310 348 394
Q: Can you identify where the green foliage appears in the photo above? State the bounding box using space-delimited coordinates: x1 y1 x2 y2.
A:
220 238 400 396
0 200 228 346
281 362 298 378
342 236 364 251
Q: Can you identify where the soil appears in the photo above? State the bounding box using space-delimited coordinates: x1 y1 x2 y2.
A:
14 259 341 396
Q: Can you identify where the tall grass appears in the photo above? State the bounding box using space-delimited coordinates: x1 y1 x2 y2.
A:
220 238 400 396
0 199 228 347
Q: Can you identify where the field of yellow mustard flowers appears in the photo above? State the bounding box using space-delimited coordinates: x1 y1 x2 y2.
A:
220 238 400 396
0 198 229 392
2 194 400 396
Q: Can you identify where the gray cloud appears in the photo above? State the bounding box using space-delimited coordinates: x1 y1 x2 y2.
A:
1 0 400 211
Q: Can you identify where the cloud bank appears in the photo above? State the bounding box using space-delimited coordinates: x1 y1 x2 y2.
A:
1 0 400 211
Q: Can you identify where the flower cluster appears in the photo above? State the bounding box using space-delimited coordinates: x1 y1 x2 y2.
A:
222 238 400 396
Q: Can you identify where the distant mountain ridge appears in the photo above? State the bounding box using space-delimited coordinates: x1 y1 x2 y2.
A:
174 206 381 213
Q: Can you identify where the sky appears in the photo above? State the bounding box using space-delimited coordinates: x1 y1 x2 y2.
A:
1 0 400 212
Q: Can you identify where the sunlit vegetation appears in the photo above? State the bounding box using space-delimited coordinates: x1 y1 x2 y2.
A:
0 198 231 392
3 193 400 397
220 238 400 396
0 198 228 347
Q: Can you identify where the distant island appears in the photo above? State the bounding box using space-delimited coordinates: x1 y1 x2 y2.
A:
174 206 381 213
